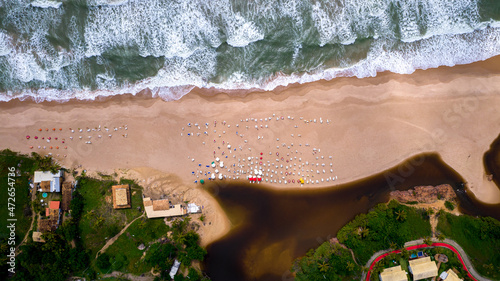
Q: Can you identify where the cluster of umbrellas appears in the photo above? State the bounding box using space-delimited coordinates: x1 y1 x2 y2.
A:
184 115 337 186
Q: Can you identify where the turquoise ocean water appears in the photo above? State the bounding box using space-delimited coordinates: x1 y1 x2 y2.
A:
1 0 500 102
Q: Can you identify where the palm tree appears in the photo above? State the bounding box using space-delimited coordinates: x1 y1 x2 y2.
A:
395 209 407 221
318 261 330 272
423 237 433 246
359 227 370 239
347 261 355 271
389 241 397 250
437 233 445 241
360 266 369 274
371 262 384 275
400 248 410 260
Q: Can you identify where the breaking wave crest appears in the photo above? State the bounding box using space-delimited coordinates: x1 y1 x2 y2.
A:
0 0 499 102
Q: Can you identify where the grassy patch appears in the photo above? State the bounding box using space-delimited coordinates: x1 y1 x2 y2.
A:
337 200 432 265
102 218 169 274
437 212 500 279
291 242 361 281
0 150 36 246
444 200 455 211
77 177 143 257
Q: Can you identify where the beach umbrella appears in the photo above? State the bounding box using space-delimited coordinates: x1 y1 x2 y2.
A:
211 174 215 179
220 162 224 168
218 174 223 180
200 179 205 184
216 157 220 162
26 135 30 139
227 144 231 149
211 163 216 168
215 169 219 174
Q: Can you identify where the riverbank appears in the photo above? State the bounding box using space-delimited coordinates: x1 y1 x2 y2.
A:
2 56 500 248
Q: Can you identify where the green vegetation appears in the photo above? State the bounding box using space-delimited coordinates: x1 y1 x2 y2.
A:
437 212 500 279
291 200 432 280
337 200 432 265
291 242 361 281
444 200 455 211
405 201 418 205
371 247 473 281
11 183 89 281
77 176 143 257
97 217 209 280
0 150 64 280
100 217 169 274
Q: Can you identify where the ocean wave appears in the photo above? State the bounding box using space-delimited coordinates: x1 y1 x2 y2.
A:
2 26 500 103
30 0 62 9
1 0 500 102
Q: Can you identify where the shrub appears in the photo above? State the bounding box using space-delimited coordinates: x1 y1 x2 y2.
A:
444 201 455 211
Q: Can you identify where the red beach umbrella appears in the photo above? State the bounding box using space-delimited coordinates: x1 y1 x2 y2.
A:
34 136 38 139
26 135 30 139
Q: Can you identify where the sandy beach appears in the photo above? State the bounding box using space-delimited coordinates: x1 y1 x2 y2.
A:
2 56 500 244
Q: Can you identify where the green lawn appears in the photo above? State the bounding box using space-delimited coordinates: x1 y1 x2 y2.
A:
437 212 500 279
337 200 432 265
77 177 144 257
0 150 36 245
292 242 361 281
102 217 169 274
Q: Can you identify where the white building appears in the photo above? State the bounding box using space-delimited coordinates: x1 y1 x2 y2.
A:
187 203 201 214
34 170 62 192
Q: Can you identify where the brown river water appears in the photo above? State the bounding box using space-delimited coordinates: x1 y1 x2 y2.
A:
203 153 500 281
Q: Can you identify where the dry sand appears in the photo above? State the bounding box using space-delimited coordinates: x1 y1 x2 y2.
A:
2 56 500 245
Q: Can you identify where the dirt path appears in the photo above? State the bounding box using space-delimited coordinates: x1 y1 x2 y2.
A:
101 271 155 281
95 212 145 260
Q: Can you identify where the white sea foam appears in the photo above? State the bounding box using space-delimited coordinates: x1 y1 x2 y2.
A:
1 0 500 103
30 0 62 9
0 31 12 57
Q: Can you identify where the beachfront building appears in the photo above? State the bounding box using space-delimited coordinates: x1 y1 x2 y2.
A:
379 265 408 281
187 203 201 214
112 184 131 209
34 170 62 192
408 257 438 280
143 197 186 218
440 269 464 281
61 182 73 211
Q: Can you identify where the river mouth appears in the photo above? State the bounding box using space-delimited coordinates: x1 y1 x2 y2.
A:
202 153 500 281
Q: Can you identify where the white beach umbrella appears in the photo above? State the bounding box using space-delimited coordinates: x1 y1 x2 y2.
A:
211 163 216 168
218 174 223 180
220 162 224 168
215 169 219 174
211 174 215 179
216 157 220 162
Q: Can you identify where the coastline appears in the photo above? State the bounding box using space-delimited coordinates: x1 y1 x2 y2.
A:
2 56 500 245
